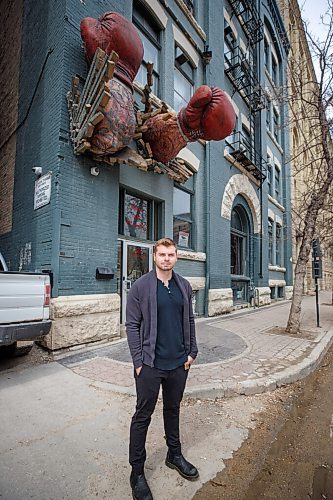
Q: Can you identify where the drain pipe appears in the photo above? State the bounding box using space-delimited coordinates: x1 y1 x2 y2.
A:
204 7 211 317
258 0 264 280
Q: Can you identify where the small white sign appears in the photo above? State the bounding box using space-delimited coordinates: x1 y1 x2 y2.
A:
34 172 52 210
178 231 189 247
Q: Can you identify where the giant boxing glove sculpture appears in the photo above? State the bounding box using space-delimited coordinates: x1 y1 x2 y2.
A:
142 85 236 163
80 12 143 155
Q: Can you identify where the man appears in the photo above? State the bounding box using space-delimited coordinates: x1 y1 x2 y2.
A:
126 237 199 500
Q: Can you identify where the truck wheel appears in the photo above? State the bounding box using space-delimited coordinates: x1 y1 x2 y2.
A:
0 342 33 357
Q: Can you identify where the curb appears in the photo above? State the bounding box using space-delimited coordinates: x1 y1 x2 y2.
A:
184 329 333 400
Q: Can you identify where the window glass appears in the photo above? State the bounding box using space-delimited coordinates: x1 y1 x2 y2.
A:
224 21 236 67
119 189 161 241
230 206 248 276
276 224 281 265
133 2 160 96
275 167 281 201
174 46 194 113
173 187 192 248
267 158 272 196
266 101 271 130
264 37 269 69
272 55 278 85
231 208 243 232
173 188 191 217
268 219 273 263
231 233 243 274
174 69 193 112
124 193 149 239
273 108 279 142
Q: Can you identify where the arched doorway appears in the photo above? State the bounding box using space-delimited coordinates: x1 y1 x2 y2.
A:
230 203 253 304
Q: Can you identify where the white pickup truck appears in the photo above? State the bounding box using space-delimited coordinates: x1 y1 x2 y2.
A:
0 252 52 355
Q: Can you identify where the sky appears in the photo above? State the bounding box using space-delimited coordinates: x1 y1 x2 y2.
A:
300 0 330 41
299 0 331 79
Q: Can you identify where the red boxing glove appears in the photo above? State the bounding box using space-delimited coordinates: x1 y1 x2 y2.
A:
80 12 144 89
178 85 236 142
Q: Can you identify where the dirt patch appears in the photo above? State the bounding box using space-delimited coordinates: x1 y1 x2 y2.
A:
193 384 299 499
194 347 333 500
262 326 321 340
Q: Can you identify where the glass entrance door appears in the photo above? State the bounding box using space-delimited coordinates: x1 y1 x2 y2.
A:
121 241 153 323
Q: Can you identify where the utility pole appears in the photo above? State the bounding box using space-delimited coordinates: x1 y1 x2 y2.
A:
312 239 322 327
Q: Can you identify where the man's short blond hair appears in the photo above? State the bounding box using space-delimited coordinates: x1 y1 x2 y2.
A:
153 237 177 254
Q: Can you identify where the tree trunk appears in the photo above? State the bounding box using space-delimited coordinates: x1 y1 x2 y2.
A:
286 233 313 334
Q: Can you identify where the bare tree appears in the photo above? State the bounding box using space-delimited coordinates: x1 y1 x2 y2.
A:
283 0 333 333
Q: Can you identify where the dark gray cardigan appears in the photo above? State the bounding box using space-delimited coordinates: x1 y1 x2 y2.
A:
126 269 198 369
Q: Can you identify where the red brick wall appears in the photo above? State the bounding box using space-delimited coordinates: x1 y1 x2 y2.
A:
0 0 23 234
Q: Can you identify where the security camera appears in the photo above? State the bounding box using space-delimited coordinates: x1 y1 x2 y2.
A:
32 166 43 177
90 166 100 176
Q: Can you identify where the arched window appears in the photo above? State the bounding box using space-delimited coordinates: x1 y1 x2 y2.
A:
230 205 249 276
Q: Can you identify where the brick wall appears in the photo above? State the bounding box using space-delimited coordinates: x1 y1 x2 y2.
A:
0 0 23 235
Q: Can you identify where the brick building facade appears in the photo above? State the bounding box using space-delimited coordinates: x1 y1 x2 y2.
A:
0 0 294 349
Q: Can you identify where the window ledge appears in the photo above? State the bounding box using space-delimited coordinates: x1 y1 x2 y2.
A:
268 194 285 212
269 265 286 272
177 249 206 261
267 130 284 154
231 275 250 281
174 0 206 40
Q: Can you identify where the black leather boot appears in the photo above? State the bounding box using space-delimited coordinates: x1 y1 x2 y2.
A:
165 451 199 480
130 471 153 500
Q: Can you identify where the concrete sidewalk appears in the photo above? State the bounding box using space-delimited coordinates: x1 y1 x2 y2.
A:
1 293 332 500
58 292 333 399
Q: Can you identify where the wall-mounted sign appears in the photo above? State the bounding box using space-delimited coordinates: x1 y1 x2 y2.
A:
178 231 189 247
34 172 52 210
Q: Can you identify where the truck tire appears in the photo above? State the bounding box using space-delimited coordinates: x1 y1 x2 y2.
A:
0 342 33 357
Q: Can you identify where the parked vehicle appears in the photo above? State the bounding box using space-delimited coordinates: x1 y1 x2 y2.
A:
0 252 52 356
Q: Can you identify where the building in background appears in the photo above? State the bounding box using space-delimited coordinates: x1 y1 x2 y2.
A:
278 0 333 294
0 0 293 350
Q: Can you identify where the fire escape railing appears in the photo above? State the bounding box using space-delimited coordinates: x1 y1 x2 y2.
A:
225 46 266 112
225 131 267 182
229 0 264 44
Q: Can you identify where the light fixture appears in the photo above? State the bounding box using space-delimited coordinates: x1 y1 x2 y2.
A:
202 45 212 65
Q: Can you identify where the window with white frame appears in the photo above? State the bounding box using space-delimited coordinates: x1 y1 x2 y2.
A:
133 2 161 96
276 223 282 266
273 107 280 143
224 20 236 68
264 36 269 70
268 218 273 264
174 45 194 113
173 185 193 248
264 25 281 87
271 54 278 85
275 165 281 201
267 155 272 196
266 100 272 130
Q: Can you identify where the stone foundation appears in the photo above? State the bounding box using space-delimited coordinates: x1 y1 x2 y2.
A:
285 286 293 300
257 287 271 306
40 293 120 350
208 288 233 316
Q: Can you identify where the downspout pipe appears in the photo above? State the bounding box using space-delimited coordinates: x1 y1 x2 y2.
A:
204 6 211 317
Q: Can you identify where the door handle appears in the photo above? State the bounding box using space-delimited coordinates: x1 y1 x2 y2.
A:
124 280 132 291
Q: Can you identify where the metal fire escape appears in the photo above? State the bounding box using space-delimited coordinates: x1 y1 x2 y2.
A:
228 0 264 44
225 0 266 183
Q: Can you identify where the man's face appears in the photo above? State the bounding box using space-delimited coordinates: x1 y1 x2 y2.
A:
154 244 177 271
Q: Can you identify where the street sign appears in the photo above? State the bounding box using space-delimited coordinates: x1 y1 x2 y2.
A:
34 172 52 210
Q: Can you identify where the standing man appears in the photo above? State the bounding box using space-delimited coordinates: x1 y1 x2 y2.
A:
126 237 199 500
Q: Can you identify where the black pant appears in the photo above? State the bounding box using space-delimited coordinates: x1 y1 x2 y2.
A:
129 364 189 474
